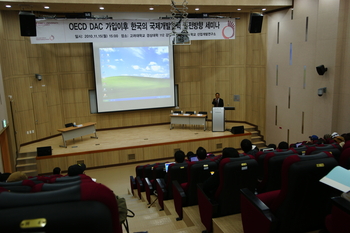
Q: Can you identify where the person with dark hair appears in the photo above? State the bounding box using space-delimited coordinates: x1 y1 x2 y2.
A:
52 167 61 175
174 150 186 163
212 93 224 107
68 163 86 176
267 144 277 150
240 139 259 157
202 147 239 198
186 151 195 161
196 146 207 160
277 141 289 150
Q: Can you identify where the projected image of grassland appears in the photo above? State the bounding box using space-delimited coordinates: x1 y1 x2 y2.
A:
102 76 170 100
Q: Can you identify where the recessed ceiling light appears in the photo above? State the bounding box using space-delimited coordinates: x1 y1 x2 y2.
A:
99 7 104 10
149 7 154 10
262 8 267 11
44 6 50 9
195 8 199 11
5 5 11 8
237 8 241 11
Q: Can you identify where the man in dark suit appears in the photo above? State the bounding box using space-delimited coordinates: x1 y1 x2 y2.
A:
212 92 224 107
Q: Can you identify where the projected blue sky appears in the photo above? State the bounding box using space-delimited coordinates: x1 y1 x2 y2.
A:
99 46 170 79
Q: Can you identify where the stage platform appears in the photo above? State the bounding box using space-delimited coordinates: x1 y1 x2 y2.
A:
19 122 254 175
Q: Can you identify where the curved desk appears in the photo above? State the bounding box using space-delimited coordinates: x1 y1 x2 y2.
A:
57 122 98 148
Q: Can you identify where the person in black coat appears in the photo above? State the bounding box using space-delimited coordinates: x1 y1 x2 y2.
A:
212 93 224 107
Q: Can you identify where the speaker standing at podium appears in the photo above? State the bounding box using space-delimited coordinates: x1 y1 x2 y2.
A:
212 93 224 107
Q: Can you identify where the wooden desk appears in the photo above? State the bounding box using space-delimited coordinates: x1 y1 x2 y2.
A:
57 122 98 148
170 114 207 130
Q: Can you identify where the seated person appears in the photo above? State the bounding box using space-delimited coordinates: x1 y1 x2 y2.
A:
68 163 86 176
52 167 62 175
174 150 186 163
241 139 259 157
186 151 195 161
267 143 277 150
202 147 239 198
6 171 27 182
277 141 289 150
196 146 208 161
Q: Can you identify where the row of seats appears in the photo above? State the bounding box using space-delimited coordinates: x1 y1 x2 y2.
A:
130 140 350 233
0 175 123 233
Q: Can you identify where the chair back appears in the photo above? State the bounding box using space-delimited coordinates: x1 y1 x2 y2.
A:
215 156 258 215
0 182 120 233
274 152 338 232
166 162 188 199
186 160 218 205
257 152 298 193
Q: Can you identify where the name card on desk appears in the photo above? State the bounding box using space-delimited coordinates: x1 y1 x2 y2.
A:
197 114 203 116
183 114 190 116
77 124 83 127
172 113 179 115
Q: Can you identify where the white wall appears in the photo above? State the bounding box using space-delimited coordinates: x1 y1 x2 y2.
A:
265 0 349 145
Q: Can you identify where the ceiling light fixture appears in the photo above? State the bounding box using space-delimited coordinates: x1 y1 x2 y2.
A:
44 6 50 9
262 8 267 11
5 5 11 8
195 8 199 11
99 7 104 10
149 7 154 10
237 8 241 11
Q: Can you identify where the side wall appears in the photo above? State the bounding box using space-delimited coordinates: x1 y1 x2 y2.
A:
266 0 350 145
0 11 266 170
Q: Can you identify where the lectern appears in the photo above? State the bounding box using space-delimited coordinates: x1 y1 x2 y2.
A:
212 107 235 132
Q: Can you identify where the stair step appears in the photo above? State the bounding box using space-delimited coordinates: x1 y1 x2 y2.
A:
17 156 36 161
20 169 37 174
16 163 37 168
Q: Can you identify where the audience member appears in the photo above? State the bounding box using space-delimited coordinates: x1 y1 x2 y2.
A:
196 146 207 160
240 139 259 157
186 151 195 161
6 171 27 182
53 167 61 175
202 147 239 198
174 150 186 163
277 141 289 150
68 163 86 176
267 144 277 150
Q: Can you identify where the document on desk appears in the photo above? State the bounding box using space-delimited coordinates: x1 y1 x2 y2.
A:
320 166 350 192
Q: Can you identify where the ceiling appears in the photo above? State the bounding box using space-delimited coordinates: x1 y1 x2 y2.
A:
0 2 292 16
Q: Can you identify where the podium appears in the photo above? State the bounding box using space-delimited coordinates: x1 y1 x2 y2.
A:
212 107 235 132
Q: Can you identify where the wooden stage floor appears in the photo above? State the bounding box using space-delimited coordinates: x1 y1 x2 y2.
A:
20 122 252 156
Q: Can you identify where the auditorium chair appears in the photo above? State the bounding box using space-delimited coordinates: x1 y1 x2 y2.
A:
0 182 122 233
172 160 218 220
324 196 350 233
134 163 153 199
339 144 350 169
143 163 166 204
257 152 298 193
240 152 338 233
197 156 258 233
31 180 84 192
48 174 92 183
156 162 188 210
255 150 295 180
306 143 341 161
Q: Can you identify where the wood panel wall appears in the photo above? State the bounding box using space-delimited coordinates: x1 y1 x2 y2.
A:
0 11 266 169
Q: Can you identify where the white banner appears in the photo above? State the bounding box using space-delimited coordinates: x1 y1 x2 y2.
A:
31 18 235 44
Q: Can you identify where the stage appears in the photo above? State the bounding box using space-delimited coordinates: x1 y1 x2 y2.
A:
19 122 253 175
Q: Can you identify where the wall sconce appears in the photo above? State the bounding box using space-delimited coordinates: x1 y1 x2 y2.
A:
316 65 328 75
318 87 327 96
35 74 42 81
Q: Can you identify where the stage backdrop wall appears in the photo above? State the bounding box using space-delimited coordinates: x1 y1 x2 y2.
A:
0 11 266 169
